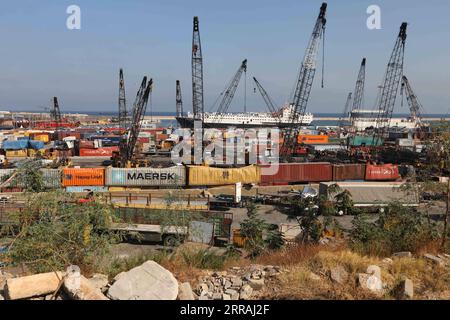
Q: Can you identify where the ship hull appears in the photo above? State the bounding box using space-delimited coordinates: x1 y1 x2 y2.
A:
175 117 311 129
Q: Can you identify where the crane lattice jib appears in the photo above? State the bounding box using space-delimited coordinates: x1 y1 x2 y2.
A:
215 59 247 117
352 58 366 113
176 80 183 117
253 77 281 122
339 92 353 131
401 76 421 119
374 22 407 144
281 3 327 157
52 97 62 129
121 77 153 165
118 69 128 131
192 17 204 121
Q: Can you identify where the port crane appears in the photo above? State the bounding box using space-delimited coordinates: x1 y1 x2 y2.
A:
118 69 128 132
252 77 282 123
115 76 153 167
400 75 425 136
280 3 327 159
350 58 366 123
211 59 247 122
176 80 183 118
192 16 204 122
51 97 62 129
373 23 408 145
338 92 352 136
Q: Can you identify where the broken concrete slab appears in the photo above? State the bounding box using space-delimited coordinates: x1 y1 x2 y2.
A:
178 282 195 300
330 266 348 284
394 278 414 300
423 254 444 266
366 265 381 280
4 271 64 300
358 273 383 294
107 260 178 300
248 278 265 291
392 252 412 258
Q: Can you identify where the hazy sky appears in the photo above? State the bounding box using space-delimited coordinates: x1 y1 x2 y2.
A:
0 0 449 114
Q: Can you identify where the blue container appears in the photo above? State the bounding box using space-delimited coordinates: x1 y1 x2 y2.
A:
29 140 45 150
2 140 29 150
65 186 108 193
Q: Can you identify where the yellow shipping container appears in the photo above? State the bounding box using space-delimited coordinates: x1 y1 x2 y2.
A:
6 149 28 157
27 149 46 157
34 134 50 143
187 165 260 186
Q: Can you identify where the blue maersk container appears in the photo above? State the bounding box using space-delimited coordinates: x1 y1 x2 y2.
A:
28 140 45 150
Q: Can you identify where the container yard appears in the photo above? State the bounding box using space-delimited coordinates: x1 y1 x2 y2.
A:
1 1 450 305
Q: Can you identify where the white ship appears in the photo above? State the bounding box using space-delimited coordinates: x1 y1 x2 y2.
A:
176 104 314 128
350 109 421 131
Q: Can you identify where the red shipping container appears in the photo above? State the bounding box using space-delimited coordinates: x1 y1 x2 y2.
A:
79 140 95 149
332 164 366 181
58 131 81 140
259 162 332 185
156 134 169 141
137 137 150 143
365 164 400 181
79 147 119 157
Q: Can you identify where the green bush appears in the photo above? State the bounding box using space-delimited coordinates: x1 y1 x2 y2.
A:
350 202 441 256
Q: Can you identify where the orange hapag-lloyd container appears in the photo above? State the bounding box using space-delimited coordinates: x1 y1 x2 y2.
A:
297 135 329 144
62 168 105 186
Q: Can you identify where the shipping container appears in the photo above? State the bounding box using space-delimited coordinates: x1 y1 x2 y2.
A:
6 149 28 157
79 147 119 157
259 162 332 185
90 136 121 146
78 140 95 149
349 135 383 147
297 134 329 144
32 133 50 143
187 165 260 186
62 168 105 186
105 166 186 187
2 140 29 150
65 186 108 193
332 164 366 181
41 169 62 189
27 149 47 157
365 164 400 181
58 131 81 140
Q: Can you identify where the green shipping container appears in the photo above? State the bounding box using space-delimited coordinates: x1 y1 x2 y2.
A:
349 135 383 147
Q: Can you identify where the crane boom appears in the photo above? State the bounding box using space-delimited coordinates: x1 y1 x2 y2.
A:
212 59 247 122
253 77 282 123
118 68 128 131
401 76 422 120
338 92 352 134
373 22 407 144
192 16 204 121
120 77 153 166
176 80 183 117
352 58 366 113
281 3 327 157
51 97 62 129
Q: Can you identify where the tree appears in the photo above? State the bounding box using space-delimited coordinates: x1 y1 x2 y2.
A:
334 190 354 215
11 159 45 193
240 203 268 257
6 190 119 274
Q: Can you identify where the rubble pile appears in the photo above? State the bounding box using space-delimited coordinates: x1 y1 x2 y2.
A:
193 265 283 300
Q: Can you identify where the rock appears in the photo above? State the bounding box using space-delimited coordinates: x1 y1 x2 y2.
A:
107 261 178 300
4 271 64 300
197 283 209 295
248 278 265 291
0 293 4 300
309 272 321 281
358 273 383 294
423 254 444 266
212 293 222 300
366 265 381 280
382 258 394 265
64 266 109 300
239 284 253 300
330 266 348 284
178 282 195 300
89 274 109 292
222 293 231 300
224 280 232 289
0 271 13 290
199 295 210 300
113 272 126 283
394 278 414 300
251 270 263 279
232 278 243 288
392 252 412 258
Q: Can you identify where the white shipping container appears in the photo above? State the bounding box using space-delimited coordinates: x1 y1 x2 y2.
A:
105 166 186 187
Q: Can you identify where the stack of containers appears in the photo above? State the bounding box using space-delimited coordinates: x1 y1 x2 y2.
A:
62 168 107 192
